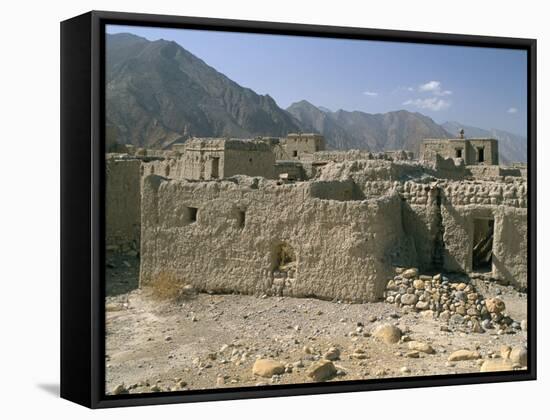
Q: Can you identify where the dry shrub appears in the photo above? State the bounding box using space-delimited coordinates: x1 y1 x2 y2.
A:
146 271 196 302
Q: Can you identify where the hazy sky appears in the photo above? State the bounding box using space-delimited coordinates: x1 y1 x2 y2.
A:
107 25 528 137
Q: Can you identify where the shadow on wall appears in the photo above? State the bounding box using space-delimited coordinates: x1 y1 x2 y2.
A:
308 180 365 201
400 201 437 272
440 202 470 273
492 255 514 287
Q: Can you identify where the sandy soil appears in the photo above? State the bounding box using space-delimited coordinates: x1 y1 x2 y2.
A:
105 255 528 395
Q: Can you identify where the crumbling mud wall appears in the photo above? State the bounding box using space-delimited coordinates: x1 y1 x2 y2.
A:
106 158 141 253
281 133 325 159
422 138 499 165
106 145 528 301
223 143 276 179
440 180 528 289
140 175 405 302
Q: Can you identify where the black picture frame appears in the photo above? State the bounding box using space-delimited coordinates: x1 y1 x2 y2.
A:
60 10 537 409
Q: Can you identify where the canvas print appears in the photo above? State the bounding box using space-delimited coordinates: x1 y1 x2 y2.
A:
104 25 529 396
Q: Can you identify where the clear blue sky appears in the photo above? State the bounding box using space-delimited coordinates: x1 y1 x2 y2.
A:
107 25 527 137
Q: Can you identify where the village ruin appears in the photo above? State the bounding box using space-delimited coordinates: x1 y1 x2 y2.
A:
106 131 528 303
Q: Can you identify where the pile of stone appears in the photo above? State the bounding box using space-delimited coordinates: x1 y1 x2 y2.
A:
384 268 521 334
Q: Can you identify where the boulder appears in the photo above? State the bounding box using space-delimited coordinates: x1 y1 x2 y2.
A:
401 293 418 306
373 324 402 344
408 341 435 354
252 359 285 378
480 359 515 372
112 384 128 395
307 360 337 382
485 297 506 314
509 346 528 367
448 349 481 361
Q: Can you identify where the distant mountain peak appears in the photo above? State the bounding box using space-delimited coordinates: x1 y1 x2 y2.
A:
106 34 300 149
317 106 332 113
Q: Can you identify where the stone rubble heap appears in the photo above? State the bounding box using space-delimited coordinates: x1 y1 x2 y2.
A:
384 268 523 334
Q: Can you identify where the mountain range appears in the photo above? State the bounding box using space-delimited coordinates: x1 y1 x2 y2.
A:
106 33 527 163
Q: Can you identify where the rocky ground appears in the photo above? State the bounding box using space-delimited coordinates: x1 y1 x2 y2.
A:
105 255 528 395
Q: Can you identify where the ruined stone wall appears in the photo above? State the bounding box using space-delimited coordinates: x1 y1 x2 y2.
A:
106 158 141 253
140 176 405 302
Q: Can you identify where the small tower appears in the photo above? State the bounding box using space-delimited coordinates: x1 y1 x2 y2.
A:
459 128 465 139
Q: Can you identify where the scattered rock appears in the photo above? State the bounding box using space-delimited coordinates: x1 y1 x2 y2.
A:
402 268 419 279
373 324 402 344
449 314 465 326
448 349 481 361
482 319 493 330
471 319 484 333
421 310 435 319
307 360 337 382
415 301 430 311
509 346 528 367
480 359 515 372
400 366 411 374
323 347 340 361
252 359 285 378
500 345 512 359
486 297 506 314
413 279 425 289
112 384 127 395
351 349 368 359
292 360 304 368
407 341 435 354
401 294 418 306
303 346 314 354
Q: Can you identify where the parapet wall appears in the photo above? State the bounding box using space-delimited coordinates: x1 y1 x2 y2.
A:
140 176 405 302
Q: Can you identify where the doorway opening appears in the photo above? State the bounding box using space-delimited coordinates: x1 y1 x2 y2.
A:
472 218 494 272
211 157 220 179
477 147 485 163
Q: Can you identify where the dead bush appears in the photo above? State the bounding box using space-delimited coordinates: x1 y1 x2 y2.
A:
146 271 196 302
